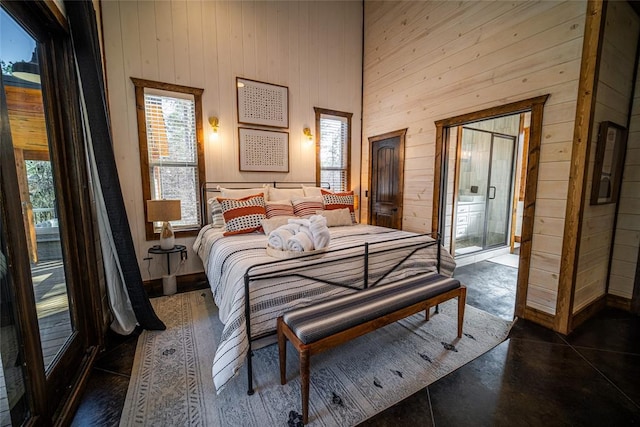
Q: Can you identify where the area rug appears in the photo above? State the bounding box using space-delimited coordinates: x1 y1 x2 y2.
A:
120 290 512 426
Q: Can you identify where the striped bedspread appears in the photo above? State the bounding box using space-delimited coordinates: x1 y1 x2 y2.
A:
193 224 456 393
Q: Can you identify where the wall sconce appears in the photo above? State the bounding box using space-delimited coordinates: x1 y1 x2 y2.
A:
303 127 313 144
209 117 219 141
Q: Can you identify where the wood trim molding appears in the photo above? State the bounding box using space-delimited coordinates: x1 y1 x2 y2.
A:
432 95 549 325
607 294 632 311
571 295 607 331
130 77 206 241
555 0 606 335
313 107 354 191
523 306 556 331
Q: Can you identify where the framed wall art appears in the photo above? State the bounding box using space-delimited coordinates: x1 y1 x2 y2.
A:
239 127 289 172
236 77 289 128
590 121 627 205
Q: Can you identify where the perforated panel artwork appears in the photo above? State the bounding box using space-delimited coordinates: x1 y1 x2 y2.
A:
237 77 289 128
239 128 289 172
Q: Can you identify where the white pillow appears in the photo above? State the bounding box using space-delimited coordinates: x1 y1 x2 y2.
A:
291 196 324 217
316 208 353 227
220 186 270 201
302 184 325 197
268 187 304 201
261 216 297 235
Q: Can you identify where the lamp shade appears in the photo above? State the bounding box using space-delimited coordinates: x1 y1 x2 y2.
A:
147 199 181 222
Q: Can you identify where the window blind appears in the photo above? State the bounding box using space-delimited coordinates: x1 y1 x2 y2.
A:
319 115 349 192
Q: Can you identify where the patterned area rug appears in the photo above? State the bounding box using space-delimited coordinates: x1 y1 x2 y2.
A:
120 290 512 426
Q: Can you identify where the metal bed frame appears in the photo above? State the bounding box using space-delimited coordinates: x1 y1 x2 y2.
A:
200 182 443 395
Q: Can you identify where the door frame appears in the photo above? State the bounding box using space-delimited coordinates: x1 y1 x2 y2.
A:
433 95 548 320
367 128 407 228
0 1 103 424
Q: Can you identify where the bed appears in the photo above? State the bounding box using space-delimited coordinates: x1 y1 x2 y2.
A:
193 182 456 394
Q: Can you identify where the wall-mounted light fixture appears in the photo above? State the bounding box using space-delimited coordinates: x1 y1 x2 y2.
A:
303 127 313 143
209 117 219 141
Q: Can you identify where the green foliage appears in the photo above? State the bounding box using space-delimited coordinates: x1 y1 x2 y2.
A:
25 160 55 210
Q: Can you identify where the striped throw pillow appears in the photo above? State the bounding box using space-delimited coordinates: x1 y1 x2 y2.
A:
216 193 266 236
291 196 324 218
265 200 295 218
321 189 356 223
207 198 225 228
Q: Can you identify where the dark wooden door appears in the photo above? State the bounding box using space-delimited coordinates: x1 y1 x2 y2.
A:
368 129 406 229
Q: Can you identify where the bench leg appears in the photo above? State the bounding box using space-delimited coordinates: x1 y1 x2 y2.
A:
425 305 430 321
458 287 467 338
277 318 287 385
301 349 310 425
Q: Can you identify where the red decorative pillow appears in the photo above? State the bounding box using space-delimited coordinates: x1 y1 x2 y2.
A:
216 193 266 236
265 200 295 219
291 196 324 218
321 189 355 223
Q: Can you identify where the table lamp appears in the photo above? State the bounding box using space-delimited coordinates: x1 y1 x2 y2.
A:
147 199 181 249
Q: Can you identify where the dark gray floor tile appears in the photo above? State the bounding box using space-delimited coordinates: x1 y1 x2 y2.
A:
566 309 640 354
429 339 640 426
94 330 140 376
454 261 517 320
508 318 566 345
576 347 640 408
358 388 434 426
71 369 129 427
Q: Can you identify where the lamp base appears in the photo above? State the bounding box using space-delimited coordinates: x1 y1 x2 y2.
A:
162 274 177 296
159 221 175 249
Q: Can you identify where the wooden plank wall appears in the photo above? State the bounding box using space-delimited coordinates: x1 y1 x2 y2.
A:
574 1 639 312
101 1 363 280
608 11 640 302
362 1 586 315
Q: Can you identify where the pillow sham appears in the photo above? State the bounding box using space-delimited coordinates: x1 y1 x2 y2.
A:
220 186 270 201
207 198 225 228
265 199 295 218
321 189 356 223
268 187 304 201
291 196 324 218
301 184 325 197
316 208 353 227
261 216 297 235
216 193 266 236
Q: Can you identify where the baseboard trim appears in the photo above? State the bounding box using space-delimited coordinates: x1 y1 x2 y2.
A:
606 294 632 311
570 295 606 332
523 306 555 330
144 272 208 298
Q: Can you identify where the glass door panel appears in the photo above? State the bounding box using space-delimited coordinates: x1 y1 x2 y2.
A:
486 135 515 247
455 128 490 256
1 8 74 372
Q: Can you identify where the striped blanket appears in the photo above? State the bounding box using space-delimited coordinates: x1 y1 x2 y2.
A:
193 224 456 393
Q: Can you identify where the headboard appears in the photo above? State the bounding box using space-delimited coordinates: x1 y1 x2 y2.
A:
200 181 328 225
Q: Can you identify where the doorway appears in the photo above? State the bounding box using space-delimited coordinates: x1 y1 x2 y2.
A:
432 95 548 320
367 129 406 229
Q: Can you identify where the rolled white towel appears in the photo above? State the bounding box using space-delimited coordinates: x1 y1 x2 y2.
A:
297 225 314 242
268 227 294 250
309 215 330 249
280 223 301 233
288 218 311 228
287 232 314 252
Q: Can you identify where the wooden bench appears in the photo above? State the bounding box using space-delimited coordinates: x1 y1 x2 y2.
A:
277 273 466 424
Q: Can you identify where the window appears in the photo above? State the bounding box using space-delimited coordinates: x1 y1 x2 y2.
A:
314 107 352 192
131 78 205 240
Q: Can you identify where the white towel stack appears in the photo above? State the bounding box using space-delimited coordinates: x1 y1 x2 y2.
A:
266 216 330 252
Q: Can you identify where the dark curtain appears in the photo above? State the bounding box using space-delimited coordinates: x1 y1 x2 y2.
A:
64 1 165 330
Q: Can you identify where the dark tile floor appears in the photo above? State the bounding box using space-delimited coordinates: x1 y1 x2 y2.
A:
72 260 640 426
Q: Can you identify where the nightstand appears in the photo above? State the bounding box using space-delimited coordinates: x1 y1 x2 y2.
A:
147 244 187 295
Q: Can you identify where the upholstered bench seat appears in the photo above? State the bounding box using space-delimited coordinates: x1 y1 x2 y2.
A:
277 273 466 424
283 273 462 344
